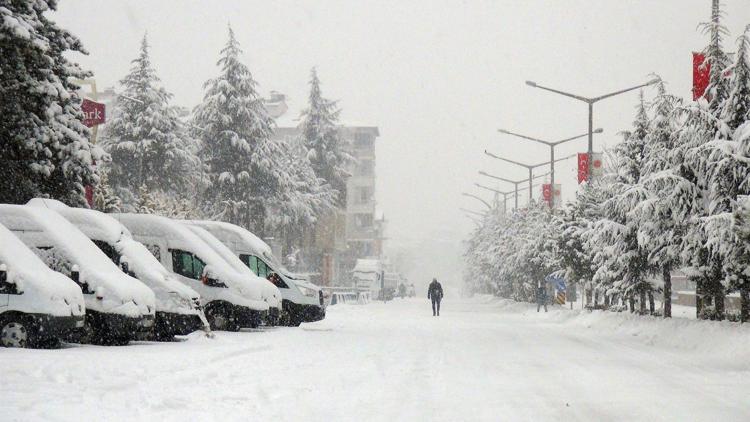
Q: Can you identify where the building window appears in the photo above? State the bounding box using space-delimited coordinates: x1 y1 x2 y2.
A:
357 160 374 176
354 133 372 149
355 213 373 228
357 187 372 204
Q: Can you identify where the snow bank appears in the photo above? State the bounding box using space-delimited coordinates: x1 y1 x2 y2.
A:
480 295 750 364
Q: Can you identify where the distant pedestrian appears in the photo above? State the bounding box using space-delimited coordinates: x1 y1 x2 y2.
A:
536 282 548 312
428 278 444 316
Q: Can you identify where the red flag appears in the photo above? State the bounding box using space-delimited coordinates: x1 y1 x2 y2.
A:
693 52 710 101
577 153 589 183
85 185 94 208
542 184 552 206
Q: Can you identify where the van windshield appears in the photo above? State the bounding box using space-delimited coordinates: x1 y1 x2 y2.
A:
240 254 288 288
92 240 121 265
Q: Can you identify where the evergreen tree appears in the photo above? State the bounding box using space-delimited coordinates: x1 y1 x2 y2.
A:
589 100 655 313
93 170 122 213
193 26 290 235
635 79 685 317
102 35 198 203
0 0 103 206
298 68 352 207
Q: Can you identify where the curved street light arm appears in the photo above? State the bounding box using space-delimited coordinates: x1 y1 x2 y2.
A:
591 79 659 103
484 150 534 169
460 207 486 217
461 192 492 209
526 81 591 102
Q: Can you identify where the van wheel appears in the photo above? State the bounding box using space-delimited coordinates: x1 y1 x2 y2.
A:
1 321 30 348
205 303 238 332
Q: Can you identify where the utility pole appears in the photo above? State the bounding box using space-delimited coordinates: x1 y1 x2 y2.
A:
477 171 548 210
497 128 602 207
525 78 658 178
484 151 576 203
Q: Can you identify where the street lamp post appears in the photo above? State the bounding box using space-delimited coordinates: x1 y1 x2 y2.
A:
474 184 513 214
484 151 576 202
525 79 658 177
497 128 602 206
477 171 549 210
461 192 492 210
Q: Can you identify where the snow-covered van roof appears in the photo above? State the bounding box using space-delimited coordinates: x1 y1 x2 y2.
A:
0 222 85 317
0 204 154 317
28 199 199 309
112 213 265 304
188 220 274 261
185 225 281 308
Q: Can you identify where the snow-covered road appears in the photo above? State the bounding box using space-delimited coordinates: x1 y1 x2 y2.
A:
2 297 749 421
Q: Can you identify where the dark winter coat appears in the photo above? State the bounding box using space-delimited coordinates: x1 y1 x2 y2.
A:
536 286 548 304
428 281 444 301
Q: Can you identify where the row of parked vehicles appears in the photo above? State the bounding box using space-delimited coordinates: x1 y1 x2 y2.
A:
0 199 326 348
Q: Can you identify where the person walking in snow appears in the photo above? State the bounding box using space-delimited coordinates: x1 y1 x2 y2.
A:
428 278 444 316
536 282 548 312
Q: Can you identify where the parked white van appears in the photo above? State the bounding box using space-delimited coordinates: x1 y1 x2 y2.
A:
0 223 85 348
113 213 269 331
189 220 326 326
29 199 208 339
184 224 282 326
0 205 155 345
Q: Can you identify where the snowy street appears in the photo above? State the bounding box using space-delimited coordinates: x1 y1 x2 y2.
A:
3 297 749 421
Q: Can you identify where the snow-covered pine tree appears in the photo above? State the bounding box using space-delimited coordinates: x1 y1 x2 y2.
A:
193 26 290 236
589 97 654 313
708 26 750 321
93 170 122 213
102 34 198 204
635 79 685 318
0 0 103 206
298 68 353 207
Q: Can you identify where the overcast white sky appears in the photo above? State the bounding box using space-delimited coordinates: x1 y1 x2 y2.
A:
53 1 750 292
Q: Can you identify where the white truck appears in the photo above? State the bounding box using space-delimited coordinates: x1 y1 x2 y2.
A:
0 205 155 345
189 220 326 326
184 225 282 326
0 223 86 348
113 213 269 331
29 199 208 339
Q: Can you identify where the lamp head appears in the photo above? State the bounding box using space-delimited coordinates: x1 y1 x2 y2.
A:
525 81 537 87
593 128 604 134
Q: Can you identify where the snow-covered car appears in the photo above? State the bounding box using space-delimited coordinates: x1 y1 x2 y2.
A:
0 222 85 348
184 225 282 326
0 205 155 345
29 199 208 339
112 213 269 331
189 220 326 326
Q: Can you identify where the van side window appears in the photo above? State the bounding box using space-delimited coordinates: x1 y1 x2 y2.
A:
240 254 259 275
171 249 198 280
193 255 206 280
257 260 269 279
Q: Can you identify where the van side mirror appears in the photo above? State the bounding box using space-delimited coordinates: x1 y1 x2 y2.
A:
71 264 93 294
0 263 18 295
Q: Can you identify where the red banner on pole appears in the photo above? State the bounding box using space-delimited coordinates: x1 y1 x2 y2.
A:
577 153 589 183
81 99 106 127
542 183 552 206
693 52 710 101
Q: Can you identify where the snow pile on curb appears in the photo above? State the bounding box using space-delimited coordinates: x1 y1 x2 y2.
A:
475 294 750 364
